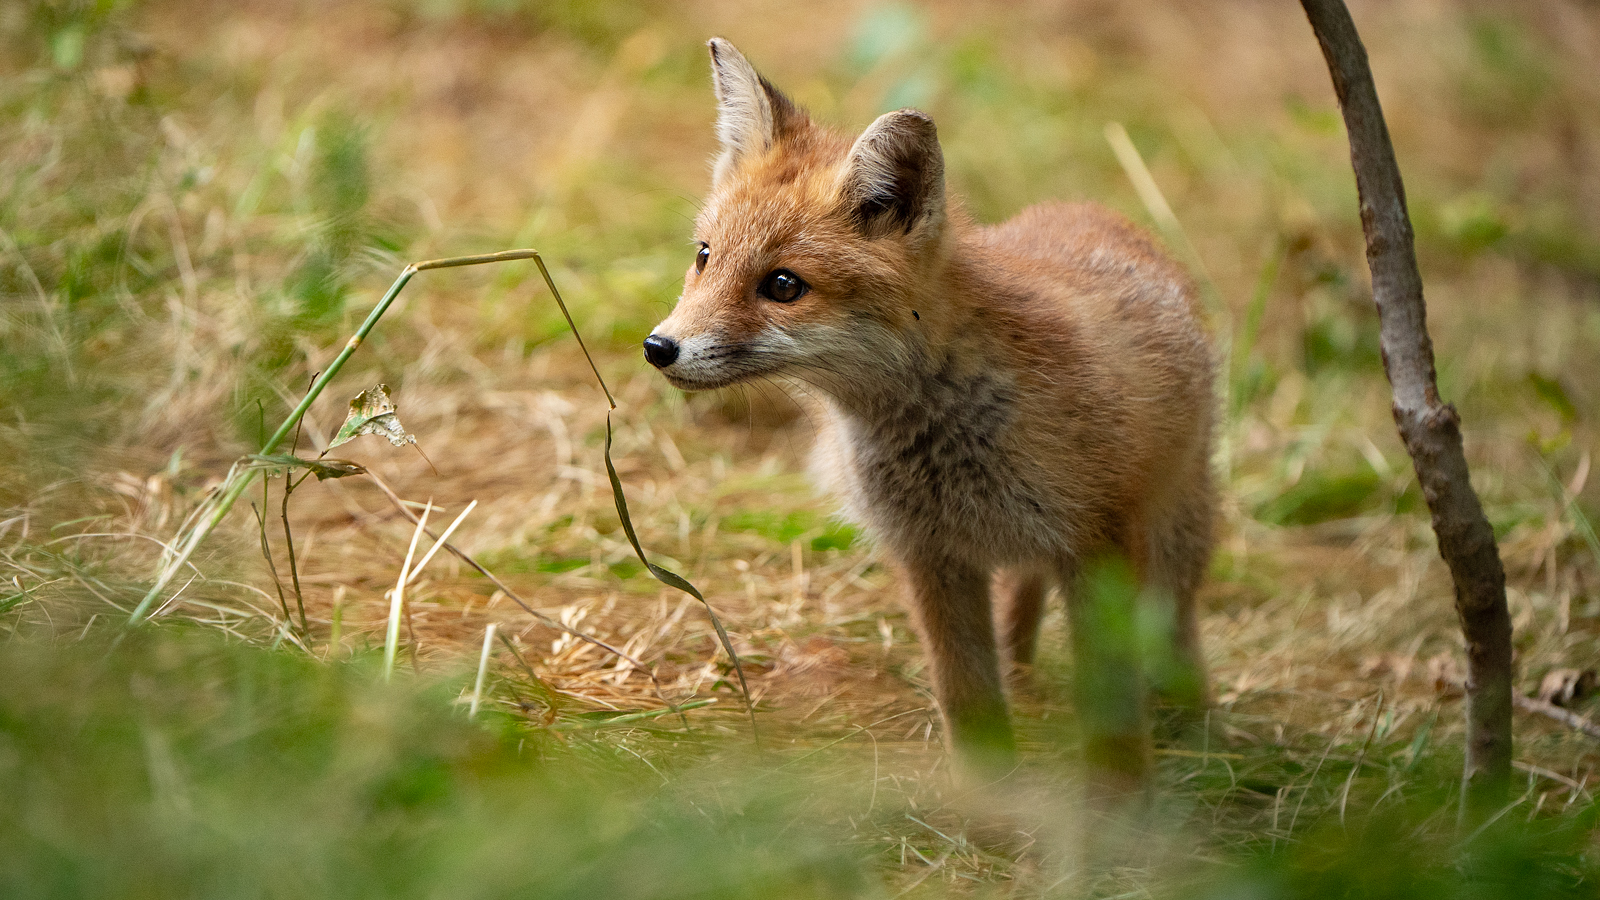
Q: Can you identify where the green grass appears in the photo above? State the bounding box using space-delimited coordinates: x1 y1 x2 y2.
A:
4 623 1599 898
0 627 872 900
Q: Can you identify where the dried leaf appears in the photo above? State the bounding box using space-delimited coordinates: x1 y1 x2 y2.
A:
1537 668 1596 708
330 384 416 449
1426 653 1465 697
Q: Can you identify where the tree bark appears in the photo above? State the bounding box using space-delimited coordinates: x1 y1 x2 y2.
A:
1299 0 1513 818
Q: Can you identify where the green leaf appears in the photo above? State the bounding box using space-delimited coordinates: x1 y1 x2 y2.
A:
0 591 32 615
303 458 368 480
1528 372 1579 423
330 384 416 449
249 453 368 481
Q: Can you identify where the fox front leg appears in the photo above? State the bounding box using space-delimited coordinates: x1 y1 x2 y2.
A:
901 559 1017 775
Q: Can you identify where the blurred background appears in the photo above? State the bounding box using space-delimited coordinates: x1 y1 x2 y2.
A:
3 0 1600 896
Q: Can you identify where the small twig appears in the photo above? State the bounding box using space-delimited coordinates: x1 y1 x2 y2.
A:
1444 676 1600 740
251 498 294 627
1513 760 1591 797
279 372 317 638
280 470 310 638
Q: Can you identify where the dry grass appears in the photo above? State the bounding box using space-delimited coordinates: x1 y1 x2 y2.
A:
5 0 1600 893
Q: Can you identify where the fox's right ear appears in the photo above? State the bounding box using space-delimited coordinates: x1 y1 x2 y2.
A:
708 38 803 184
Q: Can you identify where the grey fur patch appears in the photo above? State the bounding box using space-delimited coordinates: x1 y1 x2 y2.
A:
826 361 1063 565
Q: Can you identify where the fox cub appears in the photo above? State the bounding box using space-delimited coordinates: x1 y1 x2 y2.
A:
646 39 1216 778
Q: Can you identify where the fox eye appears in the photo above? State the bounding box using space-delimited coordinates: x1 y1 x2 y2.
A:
694 244 709 274
758 269 808 303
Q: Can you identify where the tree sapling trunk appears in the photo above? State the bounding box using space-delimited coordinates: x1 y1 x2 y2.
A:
1299 0 1514 820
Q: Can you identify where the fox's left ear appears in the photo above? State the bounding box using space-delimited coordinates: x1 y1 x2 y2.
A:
840 109 945 239
708 38 805 185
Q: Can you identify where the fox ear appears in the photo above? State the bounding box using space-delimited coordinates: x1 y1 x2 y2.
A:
708 38 803 184
840 109 945 238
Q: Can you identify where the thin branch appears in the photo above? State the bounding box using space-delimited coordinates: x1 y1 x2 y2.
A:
1300 0 1514 819
1513 692 1600 741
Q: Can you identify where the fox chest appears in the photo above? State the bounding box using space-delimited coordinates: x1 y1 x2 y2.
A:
822 374 1061 562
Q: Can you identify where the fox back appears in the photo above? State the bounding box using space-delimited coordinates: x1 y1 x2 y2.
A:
646 39 1216 781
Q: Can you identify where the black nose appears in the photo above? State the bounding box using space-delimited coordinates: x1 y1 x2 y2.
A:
643 334 679 368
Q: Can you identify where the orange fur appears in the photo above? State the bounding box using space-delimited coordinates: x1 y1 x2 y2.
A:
647 39 1217 779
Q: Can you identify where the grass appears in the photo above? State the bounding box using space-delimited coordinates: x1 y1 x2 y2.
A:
4 0 1600 895
0 627 873 899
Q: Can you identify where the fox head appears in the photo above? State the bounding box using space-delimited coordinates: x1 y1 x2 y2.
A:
644 38 950 401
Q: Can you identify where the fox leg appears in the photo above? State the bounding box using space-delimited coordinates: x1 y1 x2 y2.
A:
901 559 1016 774
993 568 1049 671
1062 555 1152 795
1144 477 1215 714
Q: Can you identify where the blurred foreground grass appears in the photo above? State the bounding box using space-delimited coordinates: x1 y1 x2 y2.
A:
3 625 1599 898
0 626 869 899
5 0 1600 895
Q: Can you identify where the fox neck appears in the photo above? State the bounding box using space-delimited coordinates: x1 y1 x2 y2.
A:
816 237 1003 423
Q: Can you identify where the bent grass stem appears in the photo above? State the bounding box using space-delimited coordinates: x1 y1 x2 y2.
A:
126 248 756 739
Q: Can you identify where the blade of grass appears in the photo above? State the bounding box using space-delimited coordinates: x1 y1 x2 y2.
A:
403 499 478 589
551 699 717 731
1235 240 1283 371
603 413 759 748
385 500 432 681
1104 121 1223 316
1537 453 1600 575
471 622 497 718
1339 692 1384 824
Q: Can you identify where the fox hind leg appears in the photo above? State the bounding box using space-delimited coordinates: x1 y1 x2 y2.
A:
1145 473 1215 716
994 568 1049 672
